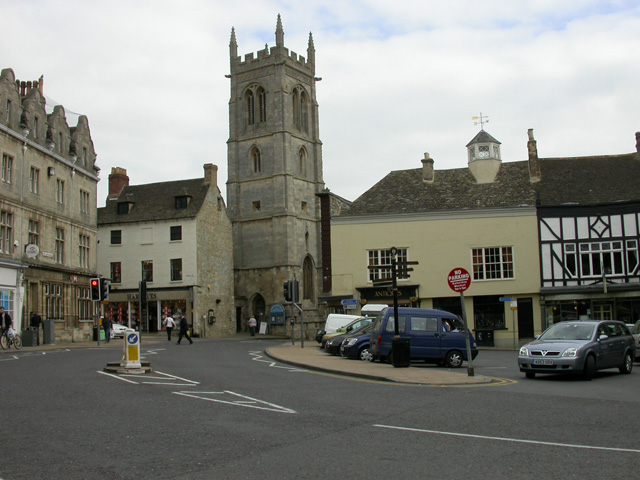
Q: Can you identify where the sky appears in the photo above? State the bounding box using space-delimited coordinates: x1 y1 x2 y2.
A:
3 1 640 207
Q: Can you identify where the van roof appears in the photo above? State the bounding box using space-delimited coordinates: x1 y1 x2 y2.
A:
383 307 459 317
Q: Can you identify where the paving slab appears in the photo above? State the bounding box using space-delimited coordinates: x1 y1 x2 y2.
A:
265 343 493 386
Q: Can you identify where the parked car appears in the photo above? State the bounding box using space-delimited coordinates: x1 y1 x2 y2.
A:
518 320 634 380
325 323 374 356
369 307 478 367
315 313 362 343
321 316 372 348
110 323 128 339
631 320 640 360
340 324 375 361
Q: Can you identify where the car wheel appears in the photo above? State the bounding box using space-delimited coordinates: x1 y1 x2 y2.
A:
359 348 373 362
525 371 535 379
619 352 633 374
582 355 596 380
445 350 463 368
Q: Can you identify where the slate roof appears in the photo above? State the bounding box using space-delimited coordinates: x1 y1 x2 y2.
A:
342 153 640 217
536 154 640 206
98 178 212 225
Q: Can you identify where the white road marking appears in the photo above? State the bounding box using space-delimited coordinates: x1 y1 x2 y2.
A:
249 351 308 372
173 390 297 414
98 370 199 386
98 371 139 384
373 424 640 454
0 355 18 361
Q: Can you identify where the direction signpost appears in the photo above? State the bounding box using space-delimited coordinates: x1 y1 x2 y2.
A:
447 268 474 376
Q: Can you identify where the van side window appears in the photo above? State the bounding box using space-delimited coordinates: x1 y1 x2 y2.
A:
385 315 406 333
410 316 438 332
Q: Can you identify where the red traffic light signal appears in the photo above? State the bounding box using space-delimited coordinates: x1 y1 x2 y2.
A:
90 278 101 301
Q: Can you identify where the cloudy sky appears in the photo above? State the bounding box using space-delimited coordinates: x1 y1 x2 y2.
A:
3 1 640 206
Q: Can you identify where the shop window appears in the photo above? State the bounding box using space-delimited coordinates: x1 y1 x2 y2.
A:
473 295 505 329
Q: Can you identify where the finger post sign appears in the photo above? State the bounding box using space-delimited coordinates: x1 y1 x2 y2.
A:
447 268 471 292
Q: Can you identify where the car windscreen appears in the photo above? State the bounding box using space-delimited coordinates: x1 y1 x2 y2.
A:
540 323 595 341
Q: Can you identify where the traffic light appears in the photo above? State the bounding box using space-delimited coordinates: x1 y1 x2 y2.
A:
100 278 110 301
90 278 101 301
283 281 292 302
139 281 147 303
283 280 300 303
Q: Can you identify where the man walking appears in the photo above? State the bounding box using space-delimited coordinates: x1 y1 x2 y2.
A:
103 315 112 343
164 314 176 341
30 311 43 346
176 314 193 345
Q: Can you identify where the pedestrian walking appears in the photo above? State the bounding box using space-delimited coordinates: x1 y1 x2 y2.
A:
248 316 257 336
164 314 176 341
30 311 43 345
103 315 112 343
176 314 193 345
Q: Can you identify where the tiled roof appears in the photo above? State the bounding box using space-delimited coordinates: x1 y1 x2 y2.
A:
341 153 640 216
536 154 640 206
343 162 536 215
98 178 212 225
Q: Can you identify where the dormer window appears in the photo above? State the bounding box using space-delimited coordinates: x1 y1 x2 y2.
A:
117 202 132 215
175 196 189 209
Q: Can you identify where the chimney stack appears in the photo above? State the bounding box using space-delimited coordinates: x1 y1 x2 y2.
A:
421 153 434 183
635 131 640 155
527 129 541 182
204 163 218 186
108 167 129 200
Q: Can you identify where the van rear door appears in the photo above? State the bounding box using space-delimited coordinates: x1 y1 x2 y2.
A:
408 315 441 360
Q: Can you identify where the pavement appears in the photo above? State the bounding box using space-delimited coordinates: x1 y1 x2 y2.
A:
2 333 495 386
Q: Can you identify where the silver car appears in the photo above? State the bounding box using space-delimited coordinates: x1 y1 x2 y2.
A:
518 320 634 380
631 320 640 361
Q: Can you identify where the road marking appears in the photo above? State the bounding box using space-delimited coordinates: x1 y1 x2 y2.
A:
98 371 139 384
373 424 640 454
173 390 297 414
98 370 199 386
249 351 308 372
0 355 18 361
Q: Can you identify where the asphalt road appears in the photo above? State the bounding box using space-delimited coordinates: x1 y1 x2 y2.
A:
2 339 639 480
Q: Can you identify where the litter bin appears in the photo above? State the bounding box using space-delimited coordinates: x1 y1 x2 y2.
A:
43 319 55 345
391 336 411 368
92 326 106 341
21 327 37 347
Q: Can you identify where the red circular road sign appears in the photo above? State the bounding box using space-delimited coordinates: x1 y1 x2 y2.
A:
448 268 471 292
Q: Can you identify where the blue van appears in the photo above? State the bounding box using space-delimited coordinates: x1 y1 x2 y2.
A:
369 307 478 367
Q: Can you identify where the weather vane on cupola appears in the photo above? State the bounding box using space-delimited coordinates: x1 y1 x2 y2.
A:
472 112 489 130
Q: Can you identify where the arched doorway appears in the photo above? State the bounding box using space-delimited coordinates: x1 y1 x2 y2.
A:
251 294 266 331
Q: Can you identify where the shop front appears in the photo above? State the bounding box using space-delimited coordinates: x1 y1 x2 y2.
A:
106 288 190 333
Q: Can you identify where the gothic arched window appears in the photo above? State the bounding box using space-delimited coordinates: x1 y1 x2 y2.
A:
303 256 314 301
251 146 261 173
298 147 307 176
257 87 266 123
292 87 309 132
245 90 255 126
245 85 266 127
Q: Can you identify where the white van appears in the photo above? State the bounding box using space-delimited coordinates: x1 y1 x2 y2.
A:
315 313 362 344
361 304 388 317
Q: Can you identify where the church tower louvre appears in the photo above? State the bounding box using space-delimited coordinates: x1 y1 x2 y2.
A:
227 15 325 331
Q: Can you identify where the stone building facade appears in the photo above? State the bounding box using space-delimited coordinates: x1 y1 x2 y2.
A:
0 68 99 341
97 165 234 337
226 16 326 335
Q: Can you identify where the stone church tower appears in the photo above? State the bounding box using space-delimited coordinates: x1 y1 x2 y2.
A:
227 16 324 333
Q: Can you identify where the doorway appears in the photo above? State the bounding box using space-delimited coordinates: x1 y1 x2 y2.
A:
517 297 534 339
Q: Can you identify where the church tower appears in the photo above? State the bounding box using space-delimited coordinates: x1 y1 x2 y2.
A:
227 15 324 331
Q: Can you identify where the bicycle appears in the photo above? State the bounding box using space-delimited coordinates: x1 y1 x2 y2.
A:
0 328 22 350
